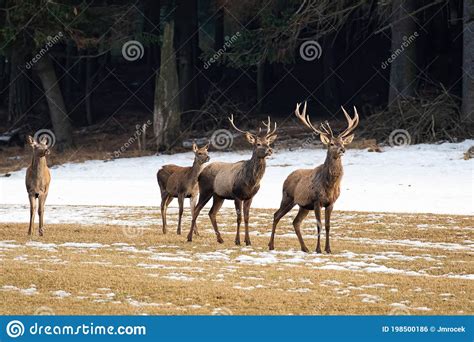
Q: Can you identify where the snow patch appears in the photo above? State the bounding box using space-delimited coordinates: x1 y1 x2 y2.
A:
1 140 472 217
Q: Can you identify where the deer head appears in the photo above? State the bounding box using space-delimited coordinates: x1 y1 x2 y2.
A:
295 102 359 159
192 141 210 165
229 115 278 158
27 135 51 158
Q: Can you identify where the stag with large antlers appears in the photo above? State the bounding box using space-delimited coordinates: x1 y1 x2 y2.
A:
268 102 359 253
25 135 51 236
187 116 277 245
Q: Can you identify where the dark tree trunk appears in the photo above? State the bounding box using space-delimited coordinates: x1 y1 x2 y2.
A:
85 54 93 125
154 21 181 150
0 0 6 104
462 0 474 122
257 60 265 112
388 0 418 107
64 41 74 104
175 0 199 112
8 43 31 122
214 5 225 79
322 35 339 114
35 54 73 150
144 0 161 68
0 56 6 103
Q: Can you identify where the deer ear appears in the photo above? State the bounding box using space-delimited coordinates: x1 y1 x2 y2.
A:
245 133 256 144
192 142 198 152
204 141 210 150
342 134 354 145
26 135 35 147
320 134 330 145
266 134 277 145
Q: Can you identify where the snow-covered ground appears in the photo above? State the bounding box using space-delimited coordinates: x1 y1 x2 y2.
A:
0 140 473 222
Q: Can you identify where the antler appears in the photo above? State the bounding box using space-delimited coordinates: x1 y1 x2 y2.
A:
320 121 333 137
228 114 253 136
261 116 277 138
294 102 330 137
338 106 359 138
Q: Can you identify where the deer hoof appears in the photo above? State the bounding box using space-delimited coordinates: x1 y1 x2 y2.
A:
177 230 181 235
268 243 274 250
217 236 224 244
301 246 309 253
235 239 241 246
186 235 193 242
39 231 44 237
315 247 322 254
325 248 332 254
245 240 251 246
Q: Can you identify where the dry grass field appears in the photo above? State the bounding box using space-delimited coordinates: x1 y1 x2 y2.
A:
0 207 472 315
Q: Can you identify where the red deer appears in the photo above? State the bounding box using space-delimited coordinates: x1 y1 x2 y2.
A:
268 102 359 253
187 116 277 245
25 135 51 236
157 142 210 235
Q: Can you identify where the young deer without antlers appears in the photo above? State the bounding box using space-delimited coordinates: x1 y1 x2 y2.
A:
187 116 277 245
25 135 51 236
157 142 210 235
268 102 359 253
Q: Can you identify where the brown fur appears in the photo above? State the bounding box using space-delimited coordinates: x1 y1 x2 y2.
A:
268 103 358 253
157 143 209 234
187 117 277 245
25 135 51 236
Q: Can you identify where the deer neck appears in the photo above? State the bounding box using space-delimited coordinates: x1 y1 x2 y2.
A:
320 152 343 188
30 154 48 175
28 155 48 187
242 153 266 187
190 159 204 182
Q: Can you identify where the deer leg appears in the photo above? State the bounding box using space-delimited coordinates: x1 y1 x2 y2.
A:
293 207 309 253
314 204 323 253
208 195 225 244
187 192 212 242
234 200 242 245
28 195 36 236
177 194 185 235
38 194 46 236
324 205 333 253
189 195 199 236
243 198 253 246
269 194 295 250
161 194 172 234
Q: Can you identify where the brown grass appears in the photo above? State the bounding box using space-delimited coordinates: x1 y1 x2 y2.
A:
0 208 472 315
